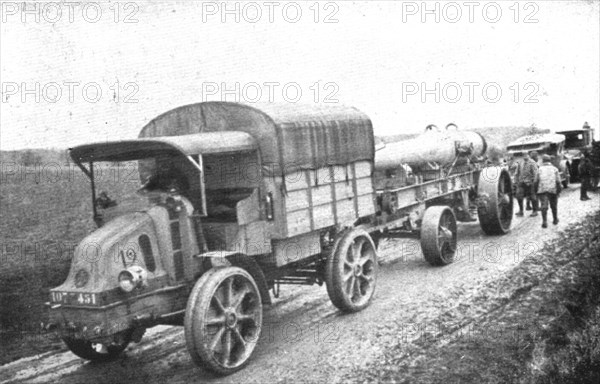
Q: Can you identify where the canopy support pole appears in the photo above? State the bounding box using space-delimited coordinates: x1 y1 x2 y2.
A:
90 161 98 221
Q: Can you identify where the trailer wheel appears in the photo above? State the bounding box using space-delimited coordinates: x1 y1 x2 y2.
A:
63 329 132 362
325 229 378 313
420 206 457 266
184 267 262 376
477 167 513 235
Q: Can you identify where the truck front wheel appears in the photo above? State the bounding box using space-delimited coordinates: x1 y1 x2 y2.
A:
184 267 263 376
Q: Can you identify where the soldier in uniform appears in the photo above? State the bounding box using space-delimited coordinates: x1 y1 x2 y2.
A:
578 151 593 201
516 151 539 217
536 154 562 228
526 151 540 210
508 156 520 195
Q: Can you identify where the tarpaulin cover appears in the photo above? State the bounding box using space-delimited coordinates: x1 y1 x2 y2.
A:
138 102 374 176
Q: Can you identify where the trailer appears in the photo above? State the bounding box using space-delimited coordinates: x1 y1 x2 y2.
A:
48 102 513 375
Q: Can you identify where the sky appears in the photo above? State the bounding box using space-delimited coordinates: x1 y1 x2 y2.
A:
1 0 599 150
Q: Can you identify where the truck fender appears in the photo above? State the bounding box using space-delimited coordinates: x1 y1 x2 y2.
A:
194 252 272 305
226 254 272 305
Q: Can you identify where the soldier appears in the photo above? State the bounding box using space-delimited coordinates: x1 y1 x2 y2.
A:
578 151 593 201
536 154 562 228
592 141 600 190
508 156 520 195
516 151 539 217
95 191 117 209
526 151 540 210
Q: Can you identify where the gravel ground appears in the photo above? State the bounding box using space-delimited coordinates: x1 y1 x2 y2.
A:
349 209 600 383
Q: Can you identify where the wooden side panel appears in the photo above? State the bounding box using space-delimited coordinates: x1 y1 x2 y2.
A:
267 231 322 267
358 194 376 217
355 161 372 178
354 161 376 218
356 177 374 195
286 189 309 212
313 204 334 229
331 164 352 182
335 181 354 200
308 167 334 185
311 184 333 205
285 171 309 191
286 209 311 237
280 161 375 240
336 199 356 224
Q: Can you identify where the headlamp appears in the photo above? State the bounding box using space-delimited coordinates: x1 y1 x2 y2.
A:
118 265 147 292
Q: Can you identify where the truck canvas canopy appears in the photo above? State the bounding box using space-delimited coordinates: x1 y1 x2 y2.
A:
138 101 375 176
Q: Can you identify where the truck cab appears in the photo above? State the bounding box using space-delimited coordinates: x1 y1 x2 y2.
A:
557 122 595 182
506 133 570 187
48 132 269 367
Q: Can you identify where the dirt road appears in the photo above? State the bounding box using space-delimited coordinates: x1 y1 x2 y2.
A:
1 186 598 384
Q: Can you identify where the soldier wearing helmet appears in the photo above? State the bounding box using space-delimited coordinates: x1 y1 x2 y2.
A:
515 151 539 217
536 154 561 228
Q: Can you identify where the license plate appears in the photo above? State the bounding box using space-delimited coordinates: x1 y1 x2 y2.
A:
51 291 98 306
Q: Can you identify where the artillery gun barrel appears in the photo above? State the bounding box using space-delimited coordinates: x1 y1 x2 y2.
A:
374 130 487 170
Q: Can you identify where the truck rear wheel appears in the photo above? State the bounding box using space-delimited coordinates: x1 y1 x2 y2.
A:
63 329 132 362
325 229 378 313
420 206 457 266
477 167 513 235
184 267 262 376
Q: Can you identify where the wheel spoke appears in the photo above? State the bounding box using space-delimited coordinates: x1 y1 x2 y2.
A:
498 192 509 206
209 326 226 351
346 275 356 297
224 277 234 307
212 295 226 314
353 276 362 298
206 315 226 326
237 313 257 323
353 238 366 259
359 252 372 266
232 327 247 351
360 273 374 283
346 247 356 264
438 225 453 243
343 271 353 282
231 286 250 311
222 329 232 366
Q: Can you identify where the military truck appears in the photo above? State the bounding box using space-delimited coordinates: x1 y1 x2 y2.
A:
506 133 570 188
48 102 513 375
557 122 595 182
